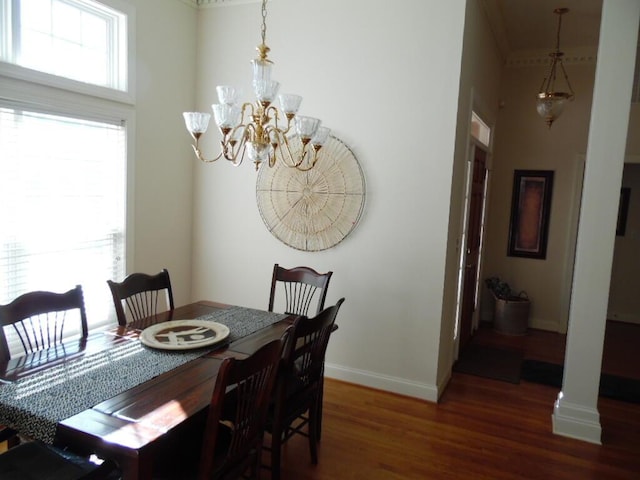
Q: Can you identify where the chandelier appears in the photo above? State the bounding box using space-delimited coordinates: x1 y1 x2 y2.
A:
536 7 575 128
182 0 329 171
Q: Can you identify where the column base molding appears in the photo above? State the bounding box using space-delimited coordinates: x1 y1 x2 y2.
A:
552 392 602 444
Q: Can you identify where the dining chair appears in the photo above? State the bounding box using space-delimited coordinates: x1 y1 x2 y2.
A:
268 264 333 317
0 440 118 479
0 285 89 455
268 264 335 444
153 336 287 480
107 268 174 326
0 285 88 363
265 298 345 480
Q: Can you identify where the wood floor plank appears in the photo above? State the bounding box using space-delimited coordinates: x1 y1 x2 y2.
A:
272 377 640 479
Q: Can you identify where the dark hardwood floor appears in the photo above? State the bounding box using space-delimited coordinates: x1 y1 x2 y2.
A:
271 321 640 479
470 319 640 380
272 376 640 479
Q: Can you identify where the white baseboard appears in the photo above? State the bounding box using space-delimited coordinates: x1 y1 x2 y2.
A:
529 317 563 332
552 393 602 444
324 363 439 403
607 312 640 324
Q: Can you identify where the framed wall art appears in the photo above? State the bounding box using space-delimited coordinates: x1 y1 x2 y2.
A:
507 169 554 259
256 135 366 252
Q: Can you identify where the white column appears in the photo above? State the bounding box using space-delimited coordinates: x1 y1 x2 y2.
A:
552 0 640 444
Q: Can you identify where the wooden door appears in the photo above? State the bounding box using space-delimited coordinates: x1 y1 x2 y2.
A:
459 146 488 349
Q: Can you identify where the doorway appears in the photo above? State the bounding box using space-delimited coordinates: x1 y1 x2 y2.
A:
459 145 488 349
455 112 491 351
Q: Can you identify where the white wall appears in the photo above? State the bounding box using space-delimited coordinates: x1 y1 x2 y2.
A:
128 0 197 306
483 57 597 333
191 0 466 400
627 104 640 154
609 163 640 324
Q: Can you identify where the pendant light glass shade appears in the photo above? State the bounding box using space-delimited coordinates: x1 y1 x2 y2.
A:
536 92 571 127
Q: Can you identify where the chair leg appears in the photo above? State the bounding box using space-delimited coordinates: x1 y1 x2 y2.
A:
247 444 261 480
270 428 283 480
308 400 319 465
316 381 324 441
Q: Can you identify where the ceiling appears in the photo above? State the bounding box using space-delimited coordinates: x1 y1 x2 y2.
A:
483 0 603 56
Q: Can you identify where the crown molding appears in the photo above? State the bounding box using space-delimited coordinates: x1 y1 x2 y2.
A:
507 47 598 68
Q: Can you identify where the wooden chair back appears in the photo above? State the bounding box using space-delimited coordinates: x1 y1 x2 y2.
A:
107 268 174 326
267 298 344 480
0 285 88 362
268 264 333 317
198 336 286 480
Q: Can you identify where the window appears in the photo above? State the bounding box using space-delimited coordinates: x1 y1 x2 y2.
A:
0 106 126 311
0 0 128 91
0 0 132 350
470 111 491 147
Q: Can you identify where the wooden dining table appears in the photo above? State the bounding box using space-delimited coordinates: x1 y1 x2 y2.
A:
0 301 296 480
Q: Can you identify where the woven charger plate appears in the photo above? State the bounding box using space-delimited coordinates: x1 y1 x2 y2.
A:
140 320 230 350
256 135 366 251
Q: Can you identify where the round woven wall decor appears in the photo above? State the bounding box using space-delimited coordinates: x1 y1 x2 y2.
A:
256 136 365 251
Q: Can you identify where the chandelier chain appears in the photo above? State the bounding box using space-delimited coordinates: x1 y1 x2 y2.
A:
555 12 563 53
261 0 268 46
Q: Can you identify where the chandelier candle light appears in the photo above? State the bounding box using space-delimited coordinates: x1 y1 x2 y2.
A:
182 0 329 171
536 7 575 128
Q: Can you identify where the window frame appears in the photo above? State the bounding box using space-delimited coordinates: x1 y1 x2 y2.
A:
0 0 136 105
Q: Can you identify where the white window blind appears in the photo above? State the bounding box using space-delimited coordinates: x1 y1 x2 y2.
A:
0 106 126 342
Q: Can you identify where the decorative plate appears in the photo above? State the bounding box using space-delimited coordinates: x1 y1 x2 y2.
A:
256 135 366 251
140 320 230 350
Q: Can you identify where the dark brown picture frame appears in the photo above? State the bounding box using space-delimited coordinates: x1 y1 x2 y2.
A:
616 187 630 236
507 170 554 259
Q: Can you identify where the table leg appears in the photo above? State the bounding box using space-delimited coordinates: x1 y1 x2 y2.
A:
119 449 153 480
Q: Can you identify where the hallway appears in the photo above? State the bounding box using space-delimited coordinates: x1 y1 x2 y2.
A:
466 320 640 383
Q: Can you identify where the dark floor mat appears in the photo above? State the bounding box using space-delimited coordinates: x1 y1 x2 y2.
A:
453 344 523 384
520 359 564 388
521 359 640 404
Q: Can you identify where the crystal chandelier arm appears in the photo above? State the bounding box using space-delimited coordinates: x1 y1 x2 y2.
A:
240 102 256 122
223 124 250 166
288 126 330 171
187 122 249 166
190 128 247 164
190 140 226 163
274 133 301 168
274 134 319 170
183 112 226 163
264 105 287 132
289 147 320 171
